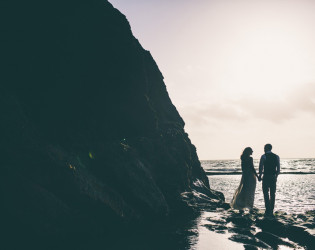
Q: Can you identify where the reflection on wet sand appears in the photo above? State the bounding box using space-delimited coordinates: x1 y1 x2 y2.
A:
200 208 314 249
23 206 314 250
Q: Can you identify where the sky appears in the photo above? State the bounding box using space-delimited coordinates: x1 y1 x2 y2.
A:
109 0 315 160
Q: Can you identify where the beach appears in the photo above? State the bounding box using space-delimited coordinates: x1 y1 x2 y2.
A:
187 158 315 249
208 174 315 214
203 158 315 214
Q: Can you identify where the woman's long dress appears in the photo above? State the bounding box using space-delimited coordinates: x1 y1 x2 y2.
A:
230 157 257 209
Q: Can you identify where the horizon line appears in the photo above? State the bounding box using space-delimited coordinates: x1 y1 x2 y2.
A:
200 157 315 161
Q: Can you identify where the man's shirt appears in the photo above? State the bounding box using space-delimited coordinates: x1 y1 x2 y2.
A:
259 151 280 176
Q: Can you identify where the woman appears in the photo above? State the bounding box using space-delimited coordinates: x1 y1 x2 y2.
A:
231 147 258 210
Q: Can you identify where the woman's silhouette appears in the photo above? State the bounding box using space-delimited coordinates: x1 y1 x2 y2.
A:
231 147 258 210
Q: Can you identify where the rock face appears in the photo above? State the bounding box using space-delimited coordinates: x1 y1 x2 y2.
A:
0 0 220 241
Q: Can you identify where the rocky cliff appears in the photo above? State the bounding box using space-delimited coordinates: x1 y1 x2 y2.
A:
0 0 222 244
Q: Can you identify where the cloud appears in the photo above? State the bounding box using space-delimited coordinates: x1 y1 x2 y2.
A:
180 102 248 127
180 83 315 125
289 83 315 114
235 98 295 122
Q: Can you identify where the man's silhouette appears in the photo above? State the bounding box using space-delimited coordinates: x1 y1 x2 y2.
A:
258 144 280 216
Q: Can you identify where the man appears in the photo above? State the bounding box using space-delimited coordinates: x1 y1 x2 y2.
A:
258 144 280 216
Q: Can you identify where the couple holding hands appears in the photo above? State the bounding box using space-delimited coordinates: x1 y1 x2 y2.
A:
231 144 280 216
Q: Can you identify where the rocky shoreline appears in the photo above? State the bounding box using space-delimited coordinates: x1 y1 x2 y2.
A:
202 206 315 249
180 187 315 249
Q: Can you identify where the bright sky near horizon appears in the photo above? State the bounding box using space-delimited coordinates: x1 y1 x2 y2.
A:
109 0 315 160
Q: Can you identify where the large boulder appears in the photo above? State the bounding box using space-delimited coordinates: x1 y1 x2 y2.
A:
0 0 222 241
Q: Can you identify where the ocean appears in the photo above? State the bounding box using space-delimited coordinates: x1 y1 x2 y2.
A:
202 158 315 214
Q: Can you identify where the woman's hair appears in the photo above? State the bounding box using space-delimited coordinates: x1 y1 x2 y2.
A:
240 147 252 160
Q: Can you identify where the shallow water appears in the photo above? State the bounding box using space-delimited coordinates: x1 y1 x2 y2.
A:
208 174 315 214
202 159 315 214
191 211 244 250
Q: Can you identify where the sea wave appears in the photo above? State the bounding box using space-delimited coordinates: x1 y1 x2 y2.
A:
201 158 315 175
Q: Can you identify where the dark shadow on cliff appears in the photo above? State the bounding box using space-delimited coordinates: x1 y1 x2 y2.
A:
0 0 223 248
